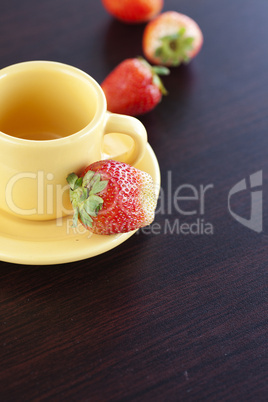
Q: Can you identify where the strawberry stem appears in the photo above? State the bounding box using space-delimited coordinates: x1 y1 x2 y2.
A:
152 66 170 76
155 27 194 66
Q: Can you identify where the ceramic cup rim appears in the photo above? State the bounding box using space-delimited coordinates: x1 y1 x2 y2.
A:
0 60 107 148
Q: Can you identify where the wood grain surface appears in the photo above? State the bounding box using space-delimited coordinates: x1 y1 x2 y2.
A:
0 0 267 400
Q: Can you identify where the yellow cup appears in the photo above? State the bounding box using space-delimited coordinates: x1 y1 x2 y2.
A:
0 61 147 221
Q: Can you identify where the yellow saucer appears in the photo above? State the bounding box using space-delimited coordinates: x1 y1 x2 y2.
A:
0 144 160 265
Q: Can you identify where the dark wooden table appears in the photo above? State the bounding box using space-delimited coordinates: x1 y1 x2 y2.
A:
0 0 267 400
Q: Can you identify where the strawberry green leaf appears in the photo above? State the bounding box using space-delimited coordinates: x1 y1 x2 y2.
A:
152 74 168 96
69 187 82 205
80 187 88 202
84 195 104 217
74 177 83 189
90 177 108 195
138 56 169 95
72 207 79 227
82 170 95 188
152 66 170 76
79 207 93 228
90 174 100 191
66 173 79 190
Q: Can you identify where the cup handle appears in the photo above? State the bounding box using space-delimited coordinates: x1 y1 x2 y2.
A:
102 112 147 166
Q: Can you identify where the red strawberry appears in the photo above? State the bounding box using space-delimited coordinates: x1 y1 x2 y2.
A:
143 11 203 66
101 57 169 116
101 0 163 24
66 160 157 235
